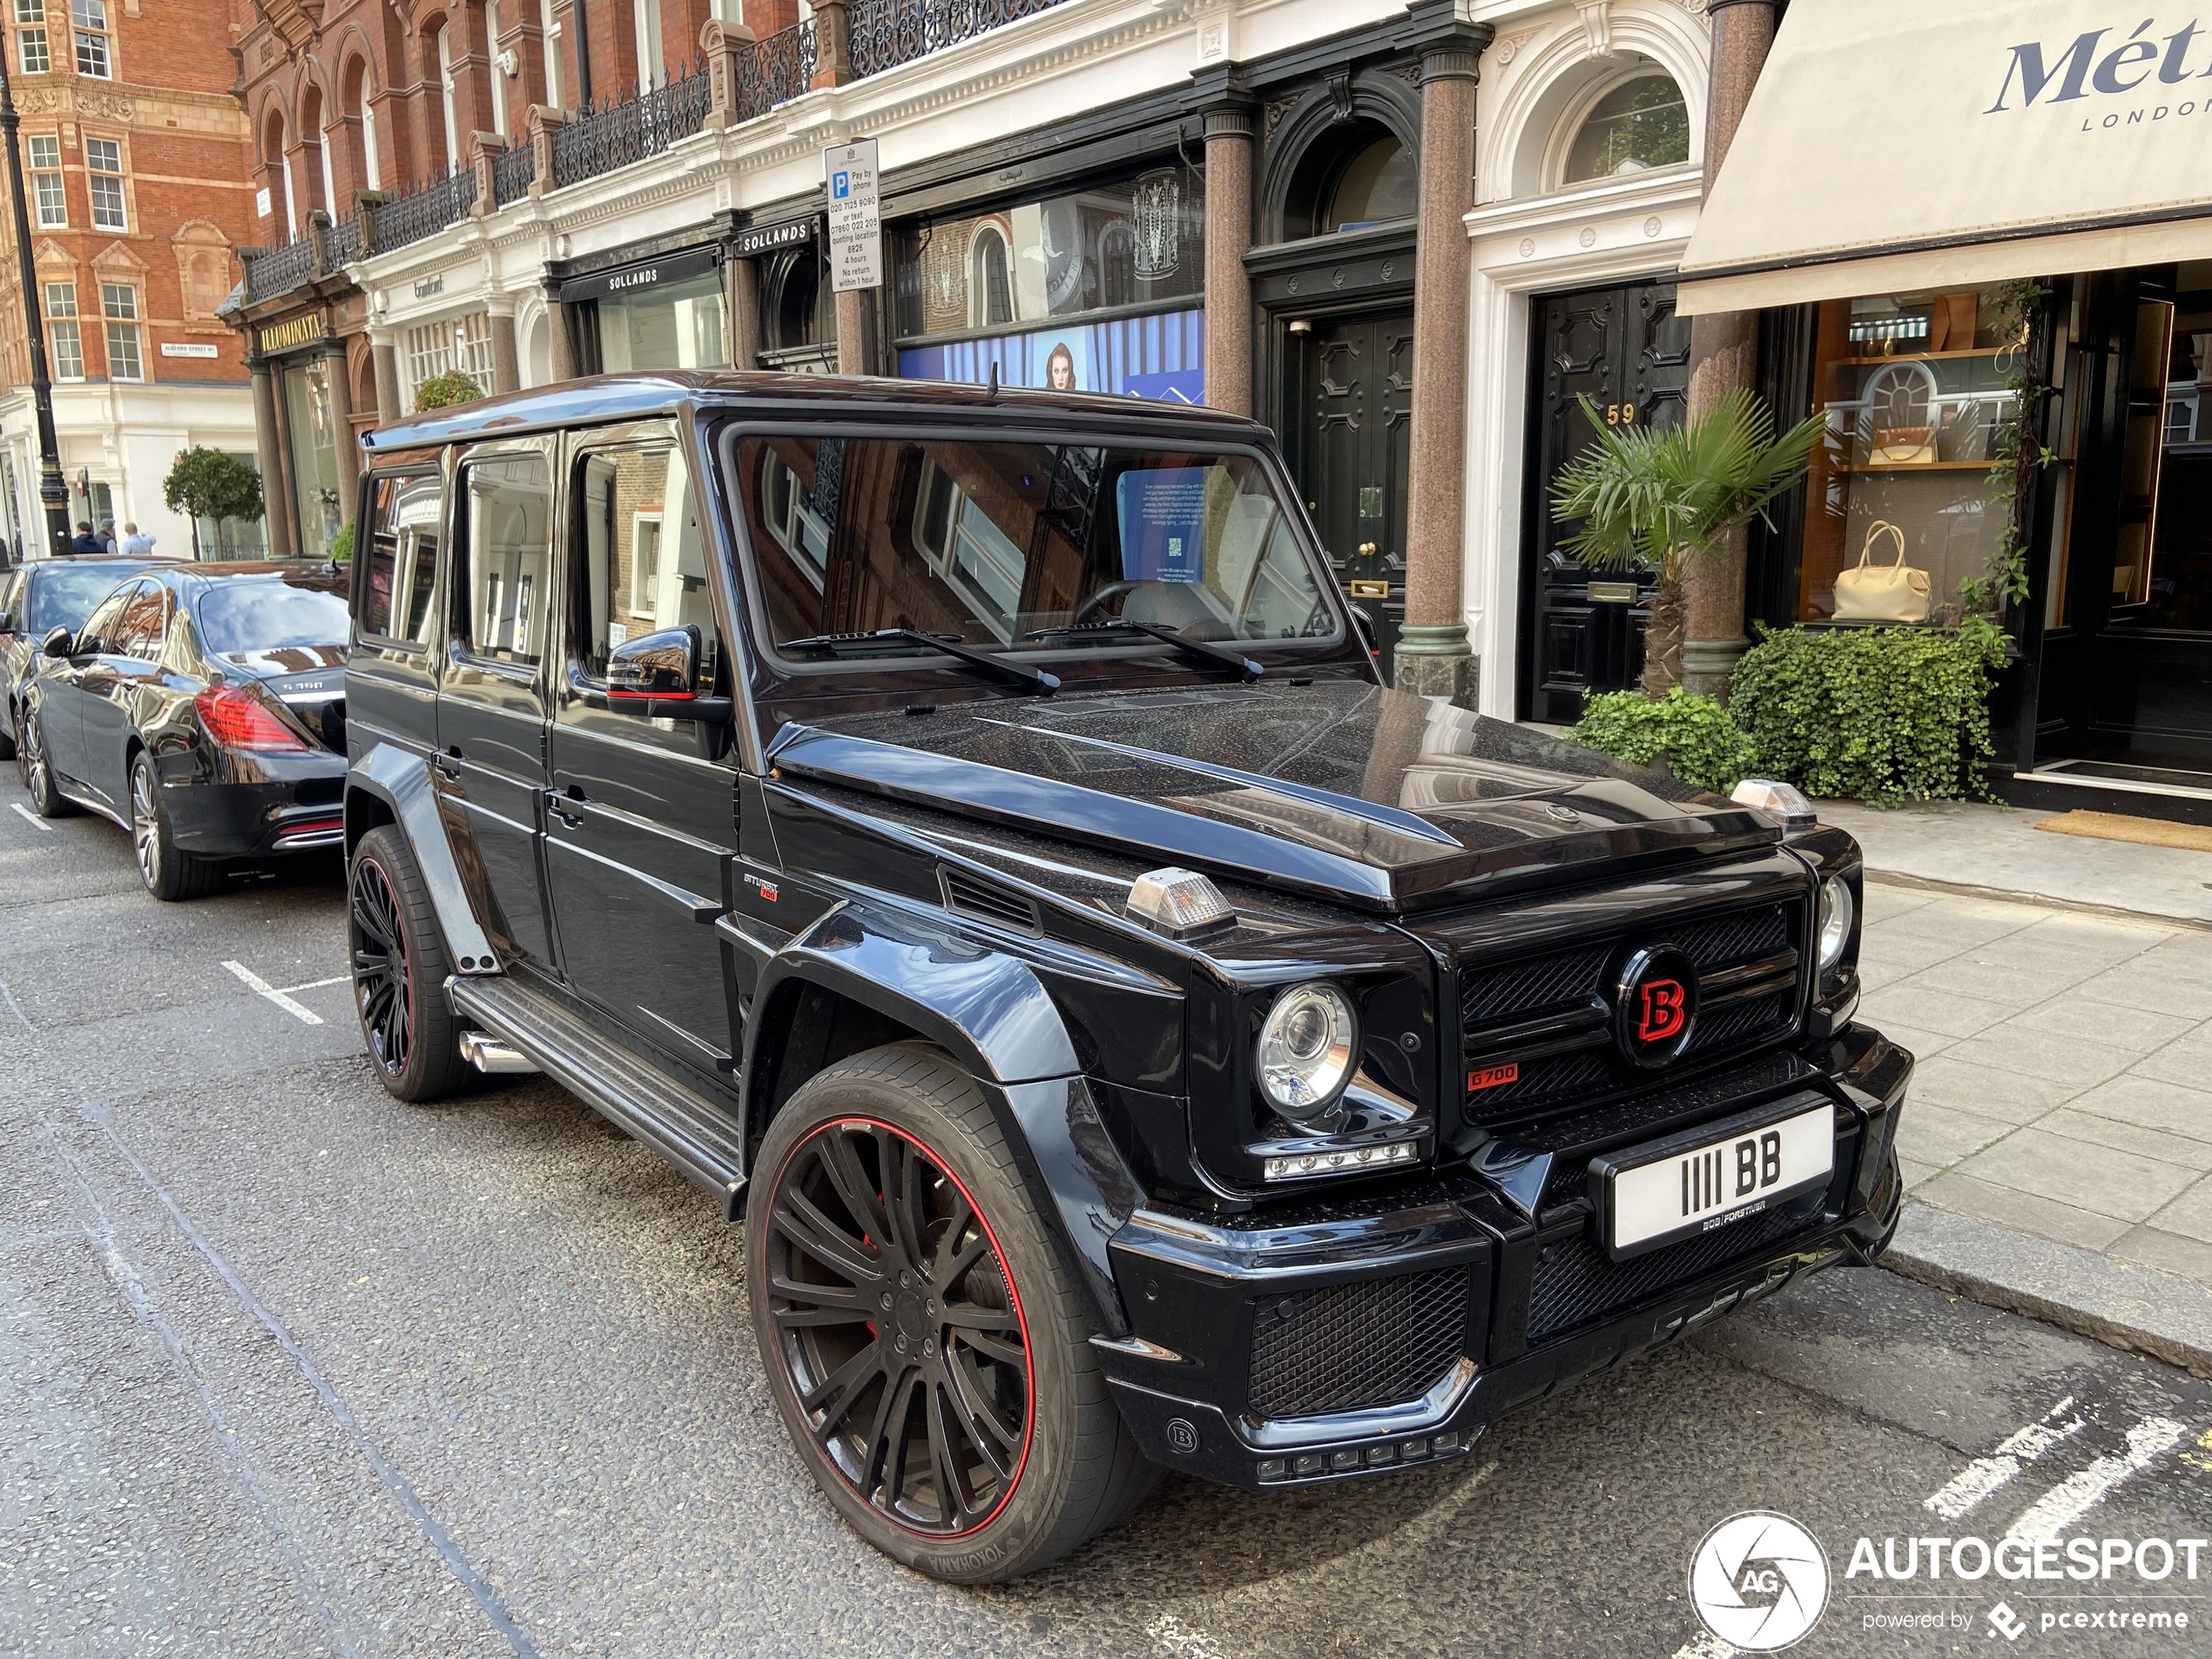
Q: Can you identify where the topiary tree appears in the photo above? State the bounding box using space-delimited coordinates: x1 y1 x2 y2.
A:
414 370 482 412
163 447 265 560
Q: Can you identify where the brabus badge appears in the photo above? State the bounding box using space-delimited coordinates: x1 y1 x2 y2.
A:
1613 944 1699 1069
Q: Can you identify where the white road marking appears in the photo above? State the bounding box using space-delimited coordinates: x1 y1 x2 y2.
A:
0 981 32 1032
1925 1396 2087 1520
1670 1634 1737 1659
275 974 350 995
2006 1416 2188 1541
222 960 327 1026
1148 1614 1227 1659
10 801 51 832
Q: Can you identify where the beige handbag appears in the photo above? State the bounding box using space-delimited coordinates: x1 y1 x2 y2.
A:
1832 521 1932 623
1870 425 1938 466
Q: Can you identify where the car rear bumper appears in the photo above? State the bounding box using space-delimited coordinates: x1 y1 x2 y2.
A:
1092 1027 1909 1488
157 752 348 857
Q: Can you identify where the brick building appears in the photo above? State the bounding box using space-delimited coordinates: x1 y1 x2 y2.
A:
0 0 260 559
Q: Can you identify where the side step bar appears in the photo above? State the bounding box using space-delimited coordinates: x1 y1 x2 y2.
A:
447 975 747 1220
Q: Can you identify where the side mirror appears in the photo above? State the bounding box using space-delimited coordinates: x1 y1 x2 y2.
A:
608 624 700 702
39 626 74 659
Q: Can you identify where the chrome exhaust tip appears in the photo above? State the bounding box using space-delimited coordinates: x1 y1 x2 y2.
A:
458 1031 538 1074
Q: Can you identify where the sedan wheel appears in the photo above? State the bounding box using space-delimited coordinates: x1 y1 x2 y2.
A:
131 761 161 886
18 707 70 818
127 752 218 900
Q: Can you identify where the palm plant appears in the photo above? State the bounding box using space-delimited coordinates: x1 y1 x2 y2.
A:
1548 388 1825 697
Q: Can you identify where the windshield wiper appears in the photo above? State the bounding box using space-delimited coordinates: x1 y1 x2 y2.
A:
779 629 1059 695
1024 619 1264 682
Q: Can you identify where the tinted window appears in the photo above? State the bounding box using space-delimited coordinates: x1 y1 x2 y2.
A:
25 563 145 635
194 581 350 654
77 582 138 654
453 453 553 667
572 442 719 691
358 473 442 644
115 582 169 659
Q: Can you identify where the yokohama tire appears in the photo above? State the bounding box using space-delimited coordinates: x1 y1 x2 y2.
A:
349 825 469 1103
747 1042 1160 1582
131 752 221 901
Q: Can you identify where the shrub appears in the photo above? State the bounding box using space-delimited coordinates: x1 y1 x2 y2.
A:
414 370 482 412
328 517 355 563
1567 686 1759 796
1728 624 2010 803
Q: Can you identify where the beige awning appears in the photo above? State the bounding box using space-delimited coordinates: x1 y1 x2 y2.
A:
1677 0 2212 316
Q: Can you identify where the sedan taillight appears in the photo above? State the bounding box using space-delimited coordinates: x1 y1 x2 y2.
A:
193 686 308 752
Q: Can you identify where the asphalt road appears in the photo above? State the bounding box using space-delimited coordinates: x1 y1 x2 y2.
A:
6 768 2212 1659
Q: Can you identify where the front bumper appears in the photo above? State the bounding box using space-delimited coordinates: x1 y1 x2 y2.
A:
1093 1027 1909 1488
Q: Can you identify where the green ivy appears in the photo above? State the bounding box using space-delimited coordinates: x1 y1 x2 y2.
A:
328 517 355 563
1728 625 2009 803
1567 687 1759 795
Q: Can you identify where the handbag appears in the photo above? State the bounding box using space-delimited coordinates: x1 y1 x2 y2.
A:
1832 521 1932 623
1870 425 1938 466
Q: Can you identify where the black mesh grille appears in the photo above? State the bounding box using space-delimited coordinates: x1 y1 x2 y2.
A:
1669 907 1793 972
1460 945 1609 1028
1248 1269 1467 1420
1526 1198 1821 1343
1683 991 1793 1059
1465 1047 1616 1111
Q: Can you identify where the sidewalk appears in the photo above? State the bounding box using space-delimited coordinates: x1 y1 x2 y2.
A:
1829 799 2212 1375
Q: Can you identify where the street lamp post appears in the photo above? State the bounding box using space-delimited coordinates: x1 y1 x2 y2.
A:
0 51 71 560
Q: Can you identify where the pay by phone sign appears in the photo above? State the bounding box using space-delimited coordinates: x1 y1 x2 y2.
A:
824 139 881 293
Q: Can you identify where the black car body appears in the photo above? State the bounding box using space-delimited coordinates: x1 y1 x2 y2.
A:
20 562 348 895
0 556 160 760
339 373 1908 1582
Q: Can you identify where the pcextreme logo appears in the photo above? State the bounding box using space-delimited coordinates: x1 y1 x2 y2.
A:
1689 1512 1831 1651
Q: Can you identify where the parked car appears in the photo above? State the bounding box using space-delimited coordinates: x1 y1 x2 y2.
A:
0 556 160 761
19 562 348 897
341 372 1908 1583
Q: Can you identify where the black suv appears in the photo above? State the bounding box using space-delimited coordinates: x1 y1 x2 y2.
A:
341 372 1907 1583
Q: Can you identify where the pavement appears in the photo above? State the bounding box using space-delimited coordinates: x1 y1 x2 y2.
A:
7 773 2212 1657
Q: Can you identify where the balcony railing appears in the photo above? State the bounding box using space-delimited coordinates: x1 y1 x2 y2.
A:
492 144 537 206
551 64 712 189
241 236 316 302
374 171 479 253
326 215 364 267
849 0 1068 78
738 19 816 120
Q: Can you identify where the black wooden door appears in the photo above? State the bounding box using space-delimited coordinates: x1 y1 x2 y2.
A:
1520 282 1692 723
1290 312 1413 679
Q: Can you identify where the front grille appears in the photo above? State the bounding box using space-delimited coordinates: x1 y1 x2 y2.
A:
1460 944 1611 1028
1525 1197 1820 1344
1248 1268 1467 1420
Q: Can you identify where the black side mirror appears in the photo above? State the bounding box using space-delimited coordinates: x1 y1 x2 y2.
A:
40 626 74 659
609 625 700 702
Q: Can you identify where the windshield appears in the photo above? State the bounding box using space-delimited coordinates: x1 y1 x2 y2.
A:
25 563 146 635
194 580 349 655
728 435 1338 662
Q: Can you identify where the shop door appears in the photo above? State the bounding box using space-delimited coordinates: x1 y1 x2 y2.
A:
1520 282 1692 723
1291 312 1412 678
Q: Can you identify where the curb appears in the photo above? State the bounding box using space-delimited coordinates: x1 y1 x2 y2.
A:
1883 1202 2212 1380
1864 867 2212 934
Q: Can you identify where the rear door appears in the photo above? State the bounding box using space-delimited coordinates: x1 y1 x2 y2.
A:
544 427 739 1067
436 444 559 968
347 469 446 765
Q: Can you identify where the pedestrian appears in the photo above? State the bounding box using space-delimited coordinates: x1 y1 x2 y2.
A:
120 521 155 556
67 521 102 556
97 518 117 553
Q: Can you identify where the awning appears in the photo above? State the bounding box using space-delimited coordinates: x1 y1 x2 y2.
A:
1677 0 2212 316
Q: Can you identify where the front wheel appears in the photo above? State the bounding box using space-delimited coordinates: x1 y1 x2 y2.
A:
349 826 467 1103
747 1043 1159 1582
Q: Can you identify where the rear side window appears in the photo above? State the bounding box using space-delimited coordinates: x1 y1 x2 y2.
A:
571 441 718 691
453 452 553 668
78 582 138 654
115 582 169 660
358 473 442 645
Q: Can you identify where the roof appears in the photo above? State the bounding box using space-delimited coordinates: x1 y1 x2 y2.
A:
142 560 347 587
361 370 1264 454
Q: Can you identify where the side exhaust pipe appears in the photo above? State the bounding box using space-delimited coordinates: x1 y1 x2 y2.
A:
459 1030 538 1074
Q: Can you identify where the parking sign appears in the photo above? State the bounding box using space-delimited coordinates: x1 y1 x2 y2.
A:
824 140 880 293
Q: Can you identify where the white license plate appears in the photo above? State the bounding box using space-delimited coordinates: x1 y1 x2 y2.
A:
1595 1101 1835 1260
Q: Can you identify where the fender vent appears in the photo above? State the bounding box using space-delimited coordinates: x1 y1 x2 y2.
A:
940 868 1042 936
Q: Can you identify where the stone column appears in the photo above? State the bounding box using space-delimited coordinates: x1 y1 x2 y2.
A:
324 343 360 527
1201 102 1253 418
368 326 402 424
810 0 853 89
248 354 295 560
1394 26 1487 707
487 300 521 394
1680 0 1779 698
727 254 761 369
834 287 873 376
547 291 579 381
700 17 758 130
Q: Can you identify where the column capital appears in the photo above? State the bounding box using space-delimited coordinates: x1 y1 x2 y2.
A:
1703 0 1778 13
1201 105 1254 142
1189 64 1253 116
1399 0 1492 73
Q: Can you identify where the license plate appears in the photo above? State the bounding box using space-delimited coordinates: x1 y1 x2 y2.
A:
1590 1097 1836 1261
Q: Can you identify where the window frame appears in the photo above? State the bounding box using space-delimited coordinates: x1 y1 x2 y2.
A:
99 280 141 381
28 133 64 227
448 442 556 673
70 0 108 78
44 279 82 381
353 466 447 650
84 134 125 231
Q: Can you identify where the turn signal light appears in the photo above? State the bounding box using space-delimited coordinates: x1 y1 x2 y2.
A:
194 686 308 752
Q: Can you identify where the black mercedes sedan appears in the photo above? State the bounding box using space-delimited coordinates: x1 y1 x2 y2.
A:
0 556 161 761
18 562 348 899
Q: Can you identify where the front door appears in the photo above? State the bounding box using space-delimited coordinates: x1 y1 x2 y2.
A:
1290 311 1413 678
1520 281 1692 723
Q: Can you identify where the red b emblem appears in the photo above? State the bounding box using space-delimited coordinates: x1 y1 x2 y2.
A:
1636 980 1687 1043
1613 945 1698 1068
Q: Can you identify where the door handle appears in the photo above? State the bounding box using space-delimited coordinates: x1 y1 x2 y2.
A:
543 789 584 828
431 753 461 780
1358 542 1378 556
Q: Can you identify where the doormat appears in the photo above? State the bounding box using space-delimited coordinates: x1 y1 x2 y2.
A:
2033 810 2212 853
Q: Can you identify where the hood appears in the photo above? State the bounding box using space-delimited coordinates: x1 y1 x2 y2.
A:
766 680 1780 913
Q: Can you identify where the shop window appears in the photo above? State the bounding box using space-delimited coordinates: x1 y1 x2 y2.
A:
100 282 140 381
44 280 80 380
455 452 553 665
358 472 442 644
597 277 726 372
1794 286 2019 623
284 357 344 557
403 311 495 401
16 0 46 72
1565 74 1689 182
70 0 107 77
969 227 1013 329
2127 292 2212 629
914 457 1027 641
572 443 718 686
86 137 124 231
29 134 63 226
1323 134 1415 233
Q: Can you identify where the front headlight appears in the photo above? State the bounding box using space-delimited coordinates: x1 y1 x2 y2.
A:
1257 981 1358 1120
1817 876 1856 972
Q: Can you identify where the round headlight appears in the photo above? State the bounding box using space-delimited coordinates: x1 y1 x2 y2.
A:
1817 875 1856 971
1257 981 1359 1120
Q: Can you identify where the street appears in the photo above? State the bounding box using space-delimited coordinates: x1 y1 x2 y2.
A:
3 772 2210 1659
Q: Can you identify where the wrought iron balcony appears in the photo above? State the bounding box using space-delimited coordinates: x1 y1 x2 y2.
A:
492 144 537 207
326 215 364 267
849 0 1069 78
551 64 713 190
374 171 479 254
738 19 816 121
241 236 317 302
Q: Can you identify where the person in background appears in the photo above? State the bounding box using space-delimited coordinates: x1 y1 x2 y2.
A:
97 519 117 553
120 522 155 556
68 522 103 556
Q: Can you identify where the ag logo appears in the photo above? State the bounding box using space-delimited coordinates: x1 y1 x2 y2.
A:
1689 1511 1830 1651
1614 944 1699 1069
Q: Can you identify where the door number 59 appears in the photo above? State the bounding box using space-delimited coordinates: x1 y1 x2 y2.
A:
1604 402 1638 426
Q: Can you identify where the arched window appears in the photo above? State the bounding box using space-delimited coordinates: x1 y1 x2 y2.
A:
969 227 1011 328
359 79 381 190
1565 73 1689 181
435 23 460 174
301 85 330 214
1324 133 1415 233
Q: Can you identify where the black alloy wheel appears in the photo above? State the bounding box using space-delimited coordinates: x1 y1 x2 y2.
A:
348 826 466 1103
18 705 70 818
